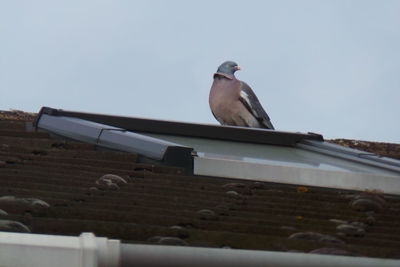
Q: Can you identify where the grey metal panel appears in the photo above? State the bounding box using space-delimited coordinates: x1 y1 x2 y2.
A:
141 132 400 177
300 140 376 157
98 130 176 161
37 114 117 143
361 154 400 167
36 114 192 163
35 107 400 179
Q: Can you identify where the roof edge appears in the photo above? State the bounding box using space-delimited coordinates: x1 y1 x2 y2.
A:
34 107 323 146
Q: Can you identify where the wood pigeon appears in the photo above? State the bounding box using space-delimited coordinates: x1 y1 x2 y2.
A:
209 61 274 129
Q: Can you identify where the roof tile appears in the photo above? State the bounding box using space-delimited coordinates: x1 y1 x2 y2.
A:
1 111 400 259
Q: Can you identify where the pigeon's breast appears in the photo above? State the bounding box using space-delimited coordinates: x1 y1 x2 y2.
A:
210 78 240 104
209 77 242 124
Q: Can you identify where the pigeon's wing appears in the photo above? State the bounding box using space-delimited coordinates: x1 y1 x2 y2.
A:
211 110 223 125
239 81 274 129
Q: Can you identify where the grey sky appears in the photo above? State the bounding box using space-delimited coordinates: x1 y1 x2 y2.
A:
1 1 400 142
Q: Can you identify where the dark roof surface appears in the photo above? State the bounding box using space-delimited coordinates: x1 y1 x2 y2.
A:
1 111 400 259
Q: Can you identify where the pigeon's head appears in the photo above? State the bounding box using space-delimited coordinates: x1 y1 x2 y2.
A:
216 61 241 75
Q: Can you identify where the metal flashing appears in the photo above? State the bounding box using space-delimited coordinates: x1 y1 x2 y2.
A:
133 132 400 176
35 107 324 146
35 113 193 172
33 106 400 194
194 156 400 195
298 140 400 173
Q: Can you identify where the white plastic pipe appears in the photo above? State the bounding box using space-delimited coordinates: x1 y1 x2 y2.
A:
120 243 400 267
1 232 400 267
0 232 120 267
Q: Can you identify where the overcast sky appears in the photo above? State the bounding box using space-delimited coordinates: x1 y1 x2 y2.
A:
1 1 400 143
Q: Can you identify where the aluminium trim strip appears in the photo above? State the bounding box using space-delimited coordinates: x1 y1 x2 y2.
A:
194 156 400 195
298 140 400 173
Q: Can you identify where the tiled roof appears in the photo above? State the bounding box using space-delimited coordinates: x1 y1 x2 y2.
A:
330 139 400 160
1 111 400 259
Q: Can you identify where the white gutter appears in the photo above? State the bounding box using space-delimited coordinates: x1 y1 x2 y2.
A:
1 232 400 267
0 232 120 267
120 244 400 267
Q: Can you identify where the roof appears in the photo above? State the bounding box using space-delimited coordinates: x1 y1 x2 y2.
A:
330 139 400 160
1 110 400 261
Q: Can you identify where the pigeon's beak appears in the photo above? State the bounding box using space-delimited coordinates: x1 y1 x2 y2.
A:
235 66 241 71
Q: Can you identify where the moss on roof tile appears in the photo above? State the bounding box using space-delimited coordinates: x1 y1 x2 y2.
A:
0 110 37 121
329 139 400 160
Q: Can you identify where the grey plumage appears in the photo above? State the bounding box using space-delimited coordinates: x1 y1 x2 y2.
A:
209 61 274 129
